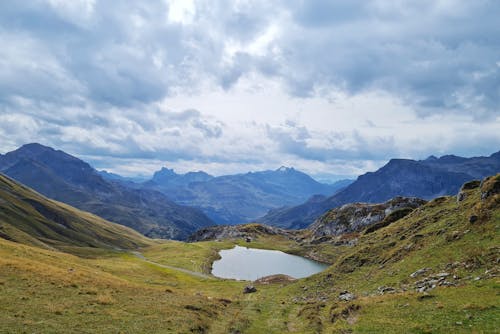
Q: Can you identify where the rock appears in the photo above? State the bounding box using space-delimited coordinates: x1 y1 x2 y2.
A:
377 286 396 294
439 281 456 287
414 277 440 292
245 236 252 242
338 291 356 301
480 175 500 201
410 268 431 278
434 272 450 278
243 285 257 294
461 180 481 190
456 191 466 202
417 293 435 300
469 215 478 224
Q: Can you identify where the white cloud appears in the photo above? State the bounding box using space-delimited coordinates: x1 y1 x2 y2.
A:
0 0 499 180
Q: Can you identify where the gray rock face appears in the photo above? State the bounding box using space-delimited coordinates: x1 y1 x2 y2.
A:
308 197 426 241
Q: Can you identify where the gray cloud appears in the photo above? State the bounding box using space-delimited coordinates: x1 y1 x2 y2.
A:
0 0 498 179
1 0 498 116
265 122 398 161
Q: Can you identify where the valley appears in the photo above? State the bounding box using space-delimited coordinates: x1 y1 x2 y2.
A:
2 3 498 333
1 172 498 333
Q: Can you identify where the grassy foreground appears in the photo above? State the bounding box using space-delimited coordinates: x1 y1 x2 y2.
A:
0 175 499 333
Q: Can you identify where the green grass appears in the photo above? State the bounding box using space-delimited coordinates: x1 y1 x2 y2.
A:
0 174 498 333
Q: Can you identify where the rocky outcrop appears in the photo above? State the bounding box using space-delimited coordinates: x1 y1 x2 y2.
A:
187 223 296 242
457 180 481 202
308 197 426 242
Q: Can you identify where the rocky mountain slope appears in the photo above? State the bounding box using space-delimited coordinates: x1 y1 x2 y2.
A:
307 196 427 243
0 173 152 253
188 197 427 245
0 144 214 239
143 166 351 225
258 151 500 229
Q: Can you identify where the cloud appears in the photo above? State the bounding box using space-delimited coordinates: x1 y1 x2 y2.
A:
0 0 499 180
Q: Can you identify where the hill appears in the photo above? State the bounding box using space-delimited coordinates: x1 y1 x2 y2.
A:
258 151 500 228
0 174 498 332
0 173 151 254
143 166 350 225
0 143 214 239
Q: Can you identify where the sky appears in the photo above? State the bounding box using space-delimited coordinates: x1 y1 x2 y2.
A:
0 0 499 181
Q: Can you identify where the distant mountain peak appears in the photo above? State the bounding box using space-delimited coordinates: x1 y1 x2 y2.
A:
425 155 438 161
490 151 500 160
276 166 294 172
152 167 178 180
15 142 54 155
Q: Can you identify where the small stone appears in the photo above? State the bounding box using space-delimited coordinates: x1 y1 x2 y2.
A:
338 291 356 301
243 285 257 294
410 268 431 278
469 215 478 224
377 286 396 294
417 293 435 300
435 272 450 278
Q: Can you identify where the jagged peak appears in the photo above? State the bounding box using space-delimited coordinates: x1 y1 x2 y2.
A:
276 166 295 172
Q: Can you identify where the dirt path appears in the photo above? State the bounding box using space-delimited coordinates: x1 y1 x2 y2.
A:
131 251 213 279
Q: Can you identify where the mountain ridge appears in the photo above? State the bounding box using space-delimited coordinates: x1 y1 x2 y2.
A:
0 143 214 240
141 164 351 225
257 150 500 229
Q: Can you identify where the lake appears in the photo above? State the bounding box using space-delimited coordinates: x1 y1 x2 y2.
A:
211 245 329 281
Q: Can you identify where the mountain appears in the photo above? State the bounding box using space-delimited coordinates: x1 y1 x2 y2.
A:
143 166 351 225
258 150 500 229
0 143 214 239
0 173 152 254
98 170 147 184
1 174 498 332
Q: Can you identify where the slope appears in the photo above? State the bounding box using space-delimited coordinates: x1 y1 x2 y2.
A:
258 150 500 229
0 173 151 254
144 166 350 225
0 175 498 333
0 143 215 239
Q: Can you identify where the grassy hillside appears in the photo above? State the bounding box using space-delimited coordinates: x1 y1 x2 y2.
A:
0 175 498 333
0 173 152 255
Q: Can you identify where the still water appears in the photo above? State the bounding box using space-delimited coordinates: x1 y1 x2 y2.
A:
211 245 328 281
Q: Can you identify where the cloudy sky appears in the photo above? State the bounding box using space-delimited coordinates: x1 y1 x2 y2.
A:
0 0 499 181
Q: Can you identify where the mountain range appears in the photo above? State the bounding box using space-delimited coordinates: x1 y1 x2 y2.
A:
257 151 500 229
0 173 151 254
0 143 214 239
137 166 351 225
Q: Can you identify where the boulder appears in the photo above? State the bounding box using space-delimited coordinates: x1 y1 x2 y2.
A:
410 268 431 278
338 291 356 301
243 285 257 294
